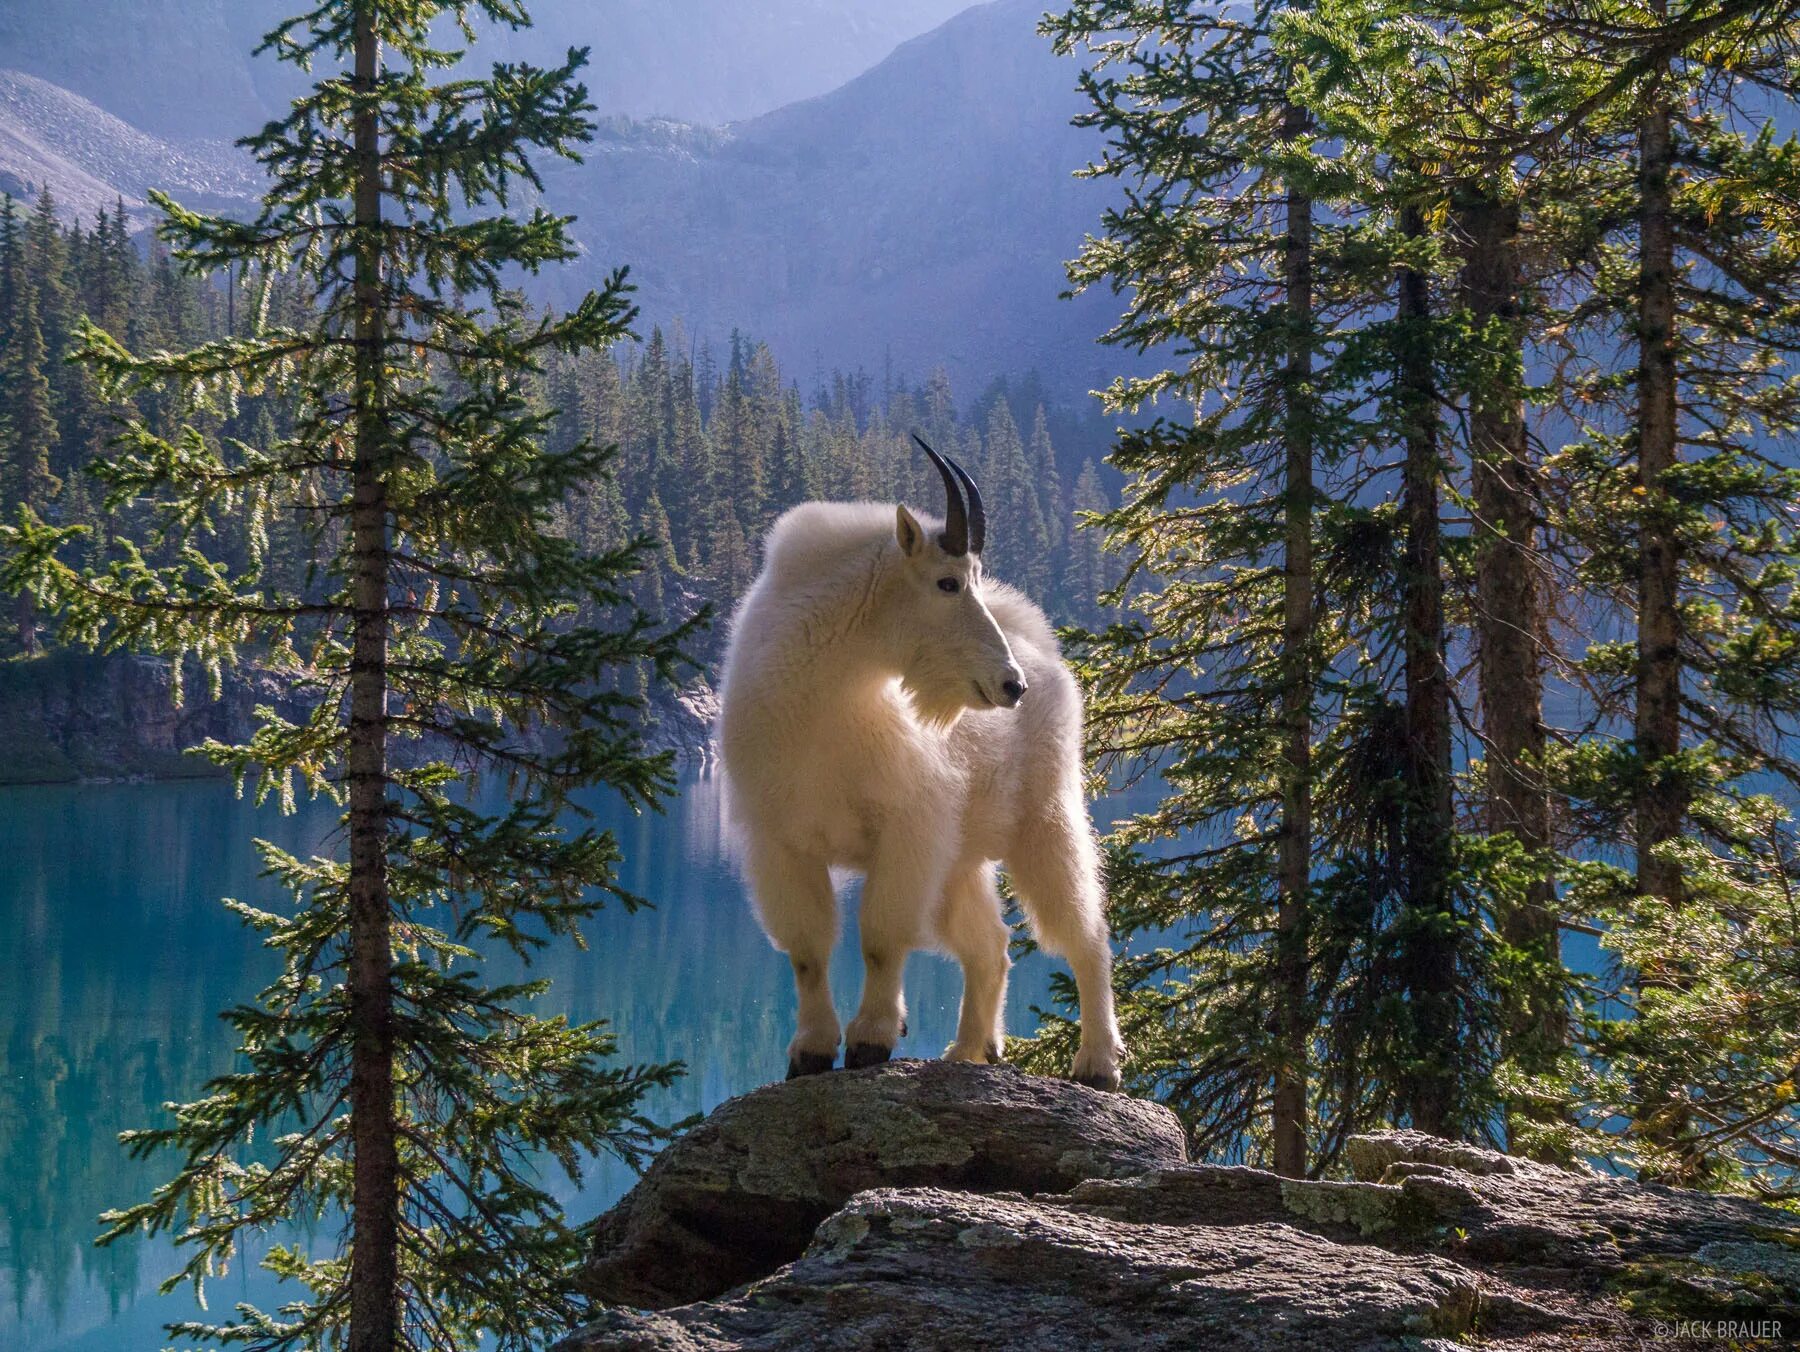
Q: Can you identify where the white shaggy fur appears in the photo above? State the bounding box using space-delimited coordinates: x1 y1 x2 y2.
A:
717 499 1126 1088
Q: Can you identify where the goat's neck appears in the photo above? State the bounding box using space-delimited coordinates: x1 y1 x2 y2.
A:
808 626 910 711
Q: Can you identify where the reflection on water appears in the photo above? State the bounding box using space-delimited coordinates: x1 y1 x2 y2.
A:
0 769 1155 1350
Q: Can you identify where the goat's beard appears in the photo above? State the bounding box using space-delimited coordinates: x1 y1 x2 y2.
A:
898 672 971 730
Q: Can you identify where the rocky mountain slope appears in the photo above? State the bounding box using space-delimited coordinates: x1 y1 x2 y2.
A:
563 1061 1800 1350
0 69 257 220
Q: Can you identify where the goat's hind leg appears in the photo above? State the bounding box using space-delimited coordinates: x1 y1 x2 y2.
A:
1005 799 1126 1091
747 842 841 1078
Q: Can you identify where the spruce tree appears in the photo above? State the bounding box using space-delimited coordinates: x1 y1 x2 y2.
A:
1 274 61 654
0 193 21 342
1 2 689 1347
1283 0 1513 1141
1287 0 1800 1177
1026 0 1360 1170
1062 458 1112 630
1520 0 1800 1184
1450 50 1567 1121
980 400 1051 598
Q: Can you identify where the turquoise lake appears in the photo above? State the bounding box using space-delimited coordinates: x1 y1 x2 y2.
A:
0 768 1156 1350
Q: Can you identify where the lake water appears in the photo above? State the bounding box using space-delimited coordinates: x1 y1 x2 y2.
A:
0 768 1155 1350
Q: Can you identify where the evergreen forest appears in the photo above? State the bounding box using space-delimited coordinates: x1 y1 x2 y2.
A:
0 189 1119 677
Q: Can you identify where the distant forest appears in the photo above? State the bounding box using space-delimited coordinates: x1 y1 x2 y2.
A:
0 187 1122 677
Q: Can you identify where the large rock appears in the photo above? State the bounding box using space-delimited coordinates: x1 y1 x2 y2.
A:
564 1188 1483 1352
577 1060 1188 1309
564 1076 1800 1350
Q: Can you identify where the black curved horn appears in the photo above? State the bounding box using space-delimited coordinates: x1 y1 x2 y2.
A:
912 432 969 556
945 453 986 556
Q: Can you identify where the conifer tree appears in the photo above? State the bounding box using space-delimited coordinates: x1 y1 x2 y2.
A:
1028 405 1066 559
1518 0 1800 1184
1 2 689 1347
0 193 22 341
981 400 1050 597
1285 0 1800 1176
1 274 61 653
1026 0 1363 1171
1062 458 1112 629
1285 0 1502 1141
1453 51 1566 1118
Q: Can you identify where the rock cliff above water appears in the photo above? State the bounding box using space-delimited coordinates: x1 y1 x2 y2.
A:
563 1060 1799 1351
0 651 716 784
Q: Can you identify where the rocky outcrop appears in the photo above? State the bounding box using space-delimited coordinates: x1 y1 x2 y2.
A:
0 650 715 783
563 1061 1800 1351
576 1060 1186 1309
650 679 718 760
0 651 302 784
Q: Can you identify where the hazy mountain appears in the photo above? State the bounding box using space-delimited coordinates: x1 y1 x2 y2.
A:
0 70 257 219
543 0 1123 393
0 0 976 138
0 0 1122 395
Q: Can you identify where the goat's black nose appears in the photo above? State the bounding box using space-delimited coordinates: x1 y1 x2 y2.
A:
1001 678 1027 705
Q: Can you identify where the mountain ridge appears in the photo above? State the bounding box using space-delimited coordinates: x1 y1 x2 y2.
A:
0 69 256 220
0 0 978 137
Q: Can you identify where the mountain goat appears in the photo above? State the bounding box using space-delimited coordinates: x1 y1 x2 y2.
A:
717 435 1125 1090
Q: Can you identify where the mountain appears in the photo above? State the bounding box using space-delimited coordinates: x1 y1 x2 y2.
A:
0 0 282 141
0 0 976 138
0 70 257 219
544 0 1124 393
0 0 1124 395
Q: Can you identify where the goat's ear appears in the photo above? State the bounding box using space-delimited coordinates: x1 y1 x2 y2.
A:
895 505 927 557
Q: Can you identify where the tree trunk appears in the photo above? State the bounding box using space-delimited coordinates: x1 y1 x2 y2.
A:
1635 55 1681 912
1396 197 1458 1138
1461 190 1563 1093
1273 97 1313 1182
17 590 37 656
1632 34 1688 1179
347 9 399 1351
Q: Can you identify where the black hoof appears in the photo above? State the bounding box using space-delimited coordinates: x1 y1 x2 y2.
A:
985 1043 1006 1065
786 1050 837 1079
844 1042 894 1070
1072 1071 1123 1093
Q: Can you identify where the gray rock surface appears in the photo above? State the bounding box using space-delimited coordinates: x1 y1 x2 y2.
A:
577 1060 1188 1309
567 1188 1483 1351
563 1065 1800 1351
1338 1129 1798 1269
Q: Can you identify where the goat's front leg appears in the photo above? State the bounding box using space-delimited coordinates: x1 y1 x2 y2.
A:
938 865 1010 1064
747 841 841 1078
844 831 943 1069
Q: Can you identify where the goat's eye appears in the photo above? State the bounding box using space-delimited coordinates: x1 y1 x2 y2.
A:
937 577 961 594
